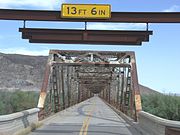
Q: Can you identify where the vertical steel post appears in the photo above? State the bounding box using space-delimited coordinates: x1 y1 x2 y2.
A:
106 85 108 102
108 83 111 103
117 70 120 108
120 71 124 111
77 82 80 103
57 66 62 110
61 66 65 109
69 67 73 106
67 66 70 107
130 52 142 121
52 66 60 112
103 88 105 99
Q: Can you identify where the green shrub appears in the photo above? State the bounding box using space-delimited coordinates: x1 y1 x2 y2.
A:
141 94 180 121
0 91 39 115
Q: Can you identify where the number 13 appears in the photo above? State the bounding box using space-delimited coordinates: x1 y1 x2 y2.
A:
67 7 77 15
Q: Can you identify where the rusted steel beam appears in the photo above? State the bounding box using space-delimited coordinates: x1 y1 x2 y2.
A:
79 73 112 76
81 84 106 86
81 83 108 85
130 52 142 121
30 35 144 42
1 9 180 23
79 78 110 81
78 77 110 80
61 67 65 109
37 63 50 108
80 80 109 83
49 50 134 57
52 62 131 67
78 71 112 74
85 85 105 89
79 76 111 79
29 34 147 42
19 28 152 45
29 39 142 45
19 28 152 36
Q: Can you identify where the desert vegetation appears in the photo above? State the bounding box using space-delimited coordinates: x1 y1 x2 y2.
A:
0 91 39 115
141 93 180 121
0 91 179 121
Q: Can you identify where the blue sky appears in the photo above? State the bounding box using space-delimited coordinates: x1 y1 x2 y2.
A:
0 0 180 94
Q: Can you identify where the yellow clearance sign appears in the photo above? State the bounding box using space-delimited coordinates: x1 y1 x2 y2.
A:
61 4 111 19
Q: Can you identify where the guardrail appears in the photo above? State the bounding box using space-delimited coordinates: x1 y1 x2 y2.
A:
102 100 180 135
0 108 39 135
138 111 180 135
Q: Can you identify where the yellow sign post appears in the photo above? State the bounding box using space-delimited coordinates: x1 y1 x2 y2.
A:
61 4 111 19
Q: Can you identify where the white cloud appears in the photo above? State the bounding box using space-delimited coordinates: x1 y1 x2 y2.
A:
0 0 66 10
0 48 49 56
163 5 180 12
87 23 146 30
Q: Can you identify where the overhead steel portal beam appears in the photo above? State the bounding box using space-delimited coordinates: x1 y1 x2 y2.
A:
49 50 133 56
29 39 142 45
19 28 152 45
1 9 180 23
19 28 152 35
52 62 131 67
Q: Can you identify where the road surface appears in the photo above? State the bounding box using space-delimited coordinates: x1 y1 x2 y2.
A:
29 96 140 135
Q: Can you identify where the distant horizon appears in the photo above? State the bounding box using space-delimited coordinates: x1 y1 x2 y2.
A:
1 51 180 95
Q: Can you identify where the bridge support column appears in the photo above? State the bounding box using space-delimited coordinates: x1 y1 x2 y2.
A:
60 66 66 110
130 53 142 121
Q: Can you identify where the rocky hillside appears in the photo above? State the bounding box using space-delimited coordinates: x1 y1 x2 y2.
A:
139 84 160 95
0 52 159 94
0 52 47 91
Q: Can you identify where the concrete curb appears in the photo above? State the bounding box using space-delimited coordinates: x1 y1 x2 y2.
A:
14 122 43 135
138 111 180 135
0 108 40 135
100 99 148 135
0 108 39 122
139 111 180 128
101 99 180 135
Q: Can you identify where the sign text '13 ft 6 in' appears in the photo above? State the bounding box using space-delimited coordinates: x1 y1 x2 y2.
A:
61 4 111 19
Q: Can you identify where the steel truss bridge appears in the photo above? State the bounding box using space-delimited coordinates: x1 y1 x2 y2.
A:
38 50 141 122
0 9 180 135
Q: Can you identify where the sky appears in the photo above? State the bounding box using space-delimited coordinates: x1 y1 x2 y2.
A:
0 0 180 94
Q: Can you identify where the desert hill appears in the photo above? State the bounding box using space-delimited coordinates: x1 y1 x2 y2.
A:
0 52 159 95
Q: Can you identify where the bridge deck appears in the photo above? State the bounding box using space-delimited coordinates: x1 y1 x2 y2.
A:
29 96 140 135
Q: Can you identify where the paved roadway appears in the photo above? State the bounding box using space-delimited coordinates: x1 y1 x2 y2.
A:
29 96 141 135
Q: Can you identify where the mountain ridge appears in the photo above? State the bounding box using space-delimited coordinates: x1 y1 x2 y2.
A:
0 52 159 95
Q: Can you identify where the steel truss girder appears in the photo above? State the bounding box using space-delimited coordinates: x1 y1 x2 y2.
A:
38 50 142 122
79 79 109 82
19 28 152 45
50 50 133 56
52 62 131 67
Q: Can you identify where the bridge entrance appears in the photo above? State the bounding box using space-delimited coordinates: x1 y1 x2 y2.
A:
38 50 141 121
0 5 180 135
